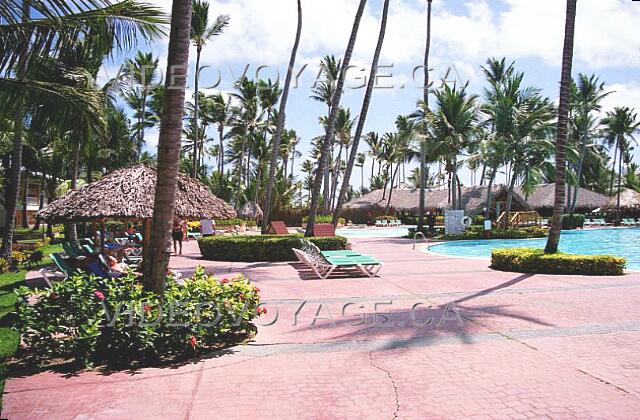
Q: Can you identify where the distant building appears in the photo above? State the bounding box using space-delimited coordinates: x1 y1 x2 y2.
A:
0 170 48 228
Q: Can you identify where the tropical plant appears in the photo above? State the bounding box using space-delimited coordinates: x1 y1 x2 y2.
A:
190 0 229 177
333 0 390 225
545 0 578 254
306 0 368 237
261 0 302 233
145 0 192 292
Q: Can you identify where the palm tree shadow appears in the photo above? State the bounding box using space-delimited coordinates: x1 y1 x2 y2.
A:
295 273 552 352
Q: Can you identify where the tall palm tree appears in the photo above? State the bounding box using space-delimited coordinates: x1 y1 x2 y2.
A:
306 0 368 237
123 51 160 153
333 0 390 225
545 0 578 254
356 152 366 190
190 0 229 178
568 74 610 212
417 0 433 231
364 131 382 180
145 0 192 292
428 82 479 210
601 107 639 211
209 92 230 176
262 0 302 232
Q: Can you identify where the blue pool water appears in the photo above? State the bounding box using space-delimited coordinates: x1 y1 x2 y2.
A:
336 226 415 238
429 228 640 270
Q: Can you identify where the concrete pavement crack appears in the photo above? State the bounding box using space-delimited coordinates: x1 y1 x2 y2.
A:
369 352 400 420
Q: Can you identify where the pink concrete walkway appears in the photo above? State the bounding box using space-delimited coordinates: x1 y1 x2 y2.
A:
4 237 640 419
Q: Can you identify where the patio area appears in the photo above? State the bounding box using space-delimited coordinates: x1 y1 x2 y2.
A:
3 238 640 418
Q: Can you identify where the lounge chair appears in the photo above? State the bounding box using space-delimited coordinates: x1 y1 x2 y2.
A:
40 253 79 287
313 223 336 237
593 218 607 226
293 239 382 279
583 218 595 228
267 221 289 235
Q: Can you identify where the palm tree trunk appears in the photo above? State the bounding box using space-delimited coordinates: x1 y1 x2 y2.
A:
617 136 623 212
385 163 400 213
331 0 389 226
21 172 29 228
484 165 497 220
192 47 202 178
330 143 343 211
609 139 618 195
144 0 192 293
0 1 30 262
545 0 577 254
306 0 367 236
571 134 587 212
504 171 517 228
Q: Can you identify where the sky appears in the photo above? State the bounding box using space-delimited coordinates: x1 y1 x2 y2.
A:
99 0 640 189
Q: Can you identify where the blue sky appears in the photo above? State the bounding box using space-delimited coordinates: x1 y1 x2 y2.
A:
100 0 640 189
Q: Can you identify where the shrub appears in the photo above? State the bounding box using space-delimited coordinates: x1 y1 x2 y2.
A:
444 225 547 240
562 214 585 230
198 235 348 262
14 267 261 366
491 248 625 276
215 218 257 227
301 215 345 225
0 259 8 274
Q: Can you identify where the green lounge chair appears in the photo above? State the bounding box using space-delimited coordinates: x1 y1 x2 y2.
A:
292 241 382 279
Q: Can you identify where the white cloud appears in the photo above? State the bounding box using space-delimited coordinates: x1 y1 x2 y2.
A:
602 82 640 115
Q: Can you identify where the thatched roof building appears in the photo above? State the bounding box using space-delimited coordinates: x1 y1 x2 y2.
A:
38 165 236 222
515 184 610 214
344 185 532 216
605 189 640 209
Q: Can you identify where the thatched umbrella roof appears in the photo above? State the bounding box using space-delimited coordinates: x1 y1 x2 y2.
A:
605 189 640 208
344 185 532 215
238 201 263 219
38 165 236 222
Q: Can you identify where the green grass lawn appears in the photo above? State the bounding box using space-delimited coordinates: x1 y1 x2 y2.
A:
0 242 63 408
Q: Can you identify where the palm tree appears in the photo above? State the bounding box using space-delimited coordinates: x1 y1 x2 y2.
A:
330 106 355 210
417 0 433 231
364 132 382 181
123 51 160 154
207 93 230 175
145 0 192 292
0 0 166 260
428 82 479 210
545 0 578 254
601 107 639 211
356 152 366 191
568 74 610 212
333 0 390 225
305 0 368 237
262 0 302 232
190 0 229 178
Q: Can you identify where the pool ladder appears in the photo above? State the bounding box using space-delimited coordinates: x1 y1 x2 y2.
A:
413 231 429 251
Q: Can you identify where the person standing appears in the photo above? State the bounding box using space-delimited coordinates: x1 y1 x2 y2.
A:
200 218 215 237
172 217 186 255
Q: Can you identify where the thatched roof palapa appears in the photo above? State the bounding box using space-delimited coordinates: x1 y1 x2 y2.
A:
344 185 532 216
38 165 236 222
515 184 610 210
238 201 263 220
605 189 640 209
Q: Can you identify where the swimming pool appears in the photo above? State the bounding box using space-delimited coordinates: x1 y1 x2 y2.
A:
336 226 415 238
429 228 640 270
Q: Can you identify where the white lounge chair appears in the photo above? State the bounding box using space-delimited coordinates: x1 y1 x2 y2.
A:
292 247 382 279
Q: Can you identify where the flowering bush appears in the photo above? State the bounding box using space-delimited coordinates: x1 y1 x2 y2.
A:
14 266 261 366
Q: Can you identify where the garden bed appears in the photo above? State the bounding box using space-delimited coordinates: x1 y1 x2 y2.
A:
491 248 625 276
198 234 348 262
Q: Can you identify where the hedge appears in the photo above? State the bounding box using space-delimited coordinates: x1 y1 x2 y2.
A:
562 214 585 230
491 248 625 276
198 234 348 262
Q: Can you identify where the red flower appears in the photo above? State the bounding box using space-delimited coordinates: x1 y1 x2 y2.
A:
254 286 261 292
49 292 58 301
94 291 105 301
189 335 197 348
221 278 230 284
223 299 231 308
143 304 152 313
257 306 267 316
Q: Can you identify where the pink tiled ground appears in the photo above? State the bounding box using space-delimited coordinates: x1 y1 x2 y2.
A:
3 237 640 419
